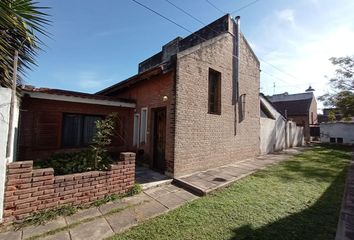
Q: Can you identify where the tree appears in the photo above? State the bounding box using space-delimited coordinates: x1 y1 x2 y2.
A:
91 113 119 170
0 0 50 159
318 56 354 118
0 0 50 87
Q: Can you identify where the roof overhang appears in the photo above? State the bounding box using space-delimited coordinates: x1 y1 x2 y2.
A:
24 91 136 108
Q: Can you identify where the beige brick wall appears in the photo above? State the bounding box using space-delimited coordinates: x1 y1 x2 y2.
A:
174 31 260 177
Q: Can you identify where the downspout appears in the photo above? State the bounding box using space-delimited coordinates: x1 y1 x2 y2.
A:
233 16 241 135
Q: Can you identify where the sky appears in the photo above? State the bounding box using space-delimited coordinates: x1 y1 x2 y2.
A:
28 0 354 111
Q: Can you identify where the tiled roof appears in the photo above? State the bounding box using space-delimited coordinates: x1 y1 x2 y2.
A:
272 98 313 116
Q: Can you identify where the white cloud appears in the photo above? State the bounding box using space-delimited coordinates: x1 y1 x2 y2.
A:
254 1 354 111
276 9 295 26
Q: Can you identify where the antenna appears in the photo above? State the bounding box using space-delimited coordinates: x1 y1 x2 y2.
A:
273 82 275 95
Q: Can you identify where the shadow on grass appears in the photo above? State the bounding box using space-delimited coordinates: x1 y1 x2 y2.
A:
229 167 348 240
255 145 351 183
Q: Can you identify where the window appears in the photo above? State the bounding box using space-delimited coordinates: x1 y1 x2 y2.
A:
330 137 336 143
133 113 140 147
208 68 221 114
337 138 343 144
140 107 148 144
62 114 103 147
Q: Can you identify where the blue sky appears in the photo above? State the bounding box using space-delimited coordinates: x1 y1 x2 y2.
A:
29 0 354 109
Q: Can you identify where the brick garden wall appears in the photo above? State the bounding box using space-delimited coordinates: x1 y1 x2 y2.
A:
2 152 135 223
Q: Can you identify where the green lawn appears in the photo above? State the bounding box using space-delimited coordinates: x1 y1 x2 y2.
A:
109 145 352 240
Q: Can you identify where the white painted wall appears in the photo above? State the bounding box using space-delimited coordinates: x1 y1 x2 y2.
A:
287 121 304 148
260 95 304 154
0 87 20 222
320 122 354 144
260 96 286 154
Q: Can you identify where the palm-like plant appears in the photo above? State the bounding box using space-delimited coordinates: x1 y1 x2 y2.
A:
0 0 50 87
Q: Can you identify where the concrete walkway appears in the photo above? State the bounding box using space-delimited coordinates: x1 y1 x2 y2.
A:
0 184 198 240
0 147 305 240
335 149 354 240
174 148 305 195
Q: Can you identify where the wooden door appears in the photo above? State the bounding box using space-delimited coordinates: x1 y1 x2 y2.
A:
152 108 166 173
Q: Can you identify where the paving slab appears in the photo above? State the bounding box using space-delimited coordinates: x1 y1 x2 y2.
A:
144 186 171 198
134 199 168 221
175 148 303 196
154 192 187 210
70 217 113 240
41 231 71 240
98 200 129 215
65 207 101 225
122 192 151 206
105 208 137 233
174 190 198 202
22 217 66 240
0 230 21 240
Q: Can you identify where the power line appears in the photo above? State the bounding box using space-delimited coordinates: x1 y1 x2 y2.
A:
131 0 300 87
259 58 299 80
164 0 206 26
231 0 261 14
204 0 226 14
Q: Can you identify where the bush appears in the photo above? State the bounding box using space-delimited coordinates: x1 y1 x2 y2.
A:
34 113 120 175
34 150 113 175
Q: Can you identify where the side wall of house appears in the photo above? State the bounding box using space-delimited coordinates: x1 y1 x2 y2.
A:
0 87 20 223
174 33 260 177
287 121 304 147
320 123 354 144
19 97 134 161
110 72 176 176
260 98 286 154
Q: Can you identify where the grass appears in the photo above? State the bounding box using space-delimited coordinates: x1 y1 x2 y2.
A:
109 145 352 240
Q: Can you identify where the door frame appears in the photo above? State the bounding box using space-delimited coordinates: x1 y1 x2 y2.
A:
150 107 167 173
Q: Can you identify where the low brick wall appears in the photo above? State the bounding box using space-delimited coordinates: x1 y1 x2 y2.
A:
3 152 135 223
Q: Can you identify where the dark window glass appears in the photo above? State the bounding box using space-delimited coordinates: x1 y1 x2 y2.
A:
337 138 343 144
62 114 103 147
330 137 336 143
208 69 221 114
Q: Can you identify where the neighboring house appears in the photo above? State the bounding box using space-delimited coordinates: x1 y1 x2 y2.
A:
260 94 304 154
18 87 136 160
267 91 317 141
320 122 354 144
97 14 260 177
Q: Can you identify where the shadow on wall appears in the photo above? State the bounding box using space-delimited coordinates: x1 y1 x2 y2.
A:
229 147 349 240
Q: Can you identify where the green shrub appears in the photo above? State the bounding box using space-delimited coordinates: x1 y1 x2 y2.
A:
34 113 120 175
127 184 142 196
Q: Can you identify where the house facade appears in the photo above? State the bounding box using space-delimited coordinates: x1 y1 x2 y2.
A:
18 87 136 160
268 91 317 142
98 14 260 177
320 122 354 144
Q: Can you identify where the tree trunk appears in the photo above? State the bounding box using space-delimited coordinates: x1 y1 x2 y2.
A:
6 50 18 159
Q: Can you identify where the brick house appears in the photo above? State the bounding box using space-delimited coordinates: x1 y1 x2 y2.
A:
97 14 260 177
268 92 317 142
18 87 136 160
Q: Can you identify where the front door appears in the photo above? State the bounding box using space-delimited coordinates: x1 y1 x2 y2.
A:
152 108 166 173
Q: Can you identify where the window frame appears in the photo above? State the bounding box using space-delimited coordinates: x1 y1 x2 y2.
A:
208 68 222 115
133 113 140 147
140 107 148 144
61 113 103 148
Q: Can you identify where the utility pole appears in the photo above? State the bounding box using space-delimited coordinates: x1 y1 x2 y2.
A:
6 49 19 160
